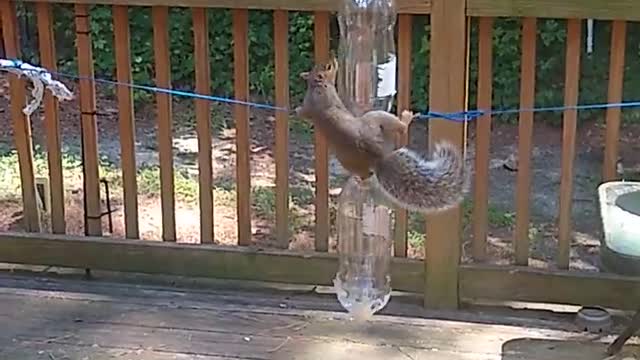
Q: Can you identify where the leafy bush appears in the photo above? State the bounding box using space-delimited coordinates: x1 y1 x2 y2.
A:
15 4 640 125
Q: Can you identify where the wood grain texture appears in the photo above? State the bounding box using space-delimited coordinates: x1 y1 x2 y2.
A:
232 9 252 246
0 232 423 293
425 0 466 309
75 4 103 236
274 10 290 249
603 20 626 182
460 264 640 310
557 19 581 270
192 8 214 243
472 17 493 262
24 0 431 14
2 274 625 360
3 233 640 311
152 6 177 242
113 5 140 239
468 0 640 21
514 17 537 266
1 1 41 233
35 2 66 234
312 12 330 253
393 14 412 258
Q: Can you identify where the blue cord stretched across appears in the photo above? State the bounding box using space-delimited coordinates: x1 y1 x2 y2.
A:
7 58 640 123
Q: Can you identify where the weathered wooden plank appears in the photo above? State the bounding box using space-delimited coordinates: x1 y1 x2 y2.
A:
35 2 66 235
602 20 626 182
460 264 640 311
472 17 493 262
514 17 537 266
0 274 635 360
393 14 412 258
468 0 640 21
0 232 424 293
557 19 581 270
313 11 330 253
152 6 177 242
23 0 431 14
274 10 290 249
75 4 103 236
192 7 214 243
425 0 466 309
1 1 41 233
113 5 140 239
233 9 252 246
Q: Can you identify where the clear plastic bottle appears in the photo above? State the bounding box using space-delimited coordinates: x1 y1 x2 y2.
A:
337 0 398 115
332 0 397 322
333 176 394 322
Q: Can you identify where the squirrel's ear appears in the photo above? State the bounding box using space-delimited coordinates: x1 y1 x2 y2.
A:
299 72 310 80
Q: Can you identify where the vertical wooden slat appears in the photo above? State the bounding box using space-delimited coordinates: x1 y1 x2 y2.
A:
313 11 330 252
1 1 40 233
35 2 65 234
603 20 627 182
425 0 466 309
557 18 582 269
113 5 139 239
152 6 176 242
472 16 493 262
514 17 537 266
274 10 290 248
192 7 214 243
393 14 412 258
233 9 252 246
75 4 102 236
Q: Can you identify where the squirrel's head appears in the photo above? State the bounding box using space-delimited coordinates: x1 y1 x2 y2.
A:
299 57 338 88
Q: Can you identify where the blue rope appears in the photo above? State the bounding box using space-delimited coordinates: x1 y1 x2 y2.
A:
7 58 640 122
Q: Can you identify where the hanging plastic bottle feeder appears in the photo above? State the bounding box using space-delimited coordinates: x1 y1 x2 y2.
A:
332 0 398 322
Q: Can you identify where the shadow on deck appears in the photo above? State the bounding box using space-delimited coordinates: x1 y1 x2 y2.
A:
0 265 636 360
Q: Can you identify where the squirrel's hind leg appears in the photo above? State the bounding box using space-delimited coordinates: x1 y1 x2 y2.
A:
359 110 411 137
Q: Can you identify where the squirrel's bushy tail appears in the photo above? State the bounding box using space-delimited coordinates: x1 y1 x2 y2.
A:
373 141 469 214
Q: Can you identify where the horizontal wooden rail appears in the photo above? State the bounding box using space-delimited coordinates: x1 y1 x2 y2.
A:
460 264 640 311
0 232 423 293
2 233 640 310
468 0 640 21
23 0 431 13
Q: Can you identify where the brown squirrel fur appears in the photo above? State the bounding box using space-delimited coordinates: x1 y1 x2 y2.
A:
295 58 468 213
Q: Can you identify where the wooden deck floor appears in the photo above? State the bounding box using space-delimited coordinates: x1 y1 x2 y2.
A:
0 268 637 360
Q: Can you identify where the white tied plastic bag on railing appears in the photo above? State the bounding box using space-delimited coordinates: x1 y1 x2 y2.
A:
0 59 74 116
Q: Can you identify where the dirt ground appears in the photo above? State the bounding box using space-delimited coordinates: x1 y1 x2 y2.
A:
1 75 640 272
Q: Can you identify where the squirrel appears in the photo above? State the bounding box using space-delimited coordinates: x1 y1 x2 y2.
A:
295 57 469 214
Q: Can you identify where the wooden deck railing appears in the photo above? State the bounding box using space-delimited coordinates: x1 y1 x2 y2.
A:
1 0 640 311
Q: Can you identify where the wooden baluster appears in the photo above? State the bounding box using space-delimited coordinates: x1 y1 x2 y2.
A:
75 4 102 236
313 11 330 252
36 2 65 234
113 5 139 239
514 17 537 266
152 6 177 242
233 9 252 246
557 18 582 269
192 7 214 243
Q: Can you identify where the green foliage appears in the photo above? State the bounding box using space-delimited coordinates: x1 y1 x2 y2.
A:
15 4 640 126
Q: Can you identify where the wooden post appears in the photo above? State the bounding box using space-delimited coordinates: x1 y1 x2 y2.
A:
424 0 467 309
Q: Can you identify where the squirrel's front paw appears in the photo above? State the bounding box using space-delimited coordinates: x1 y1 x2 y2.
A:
400 110 414 125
